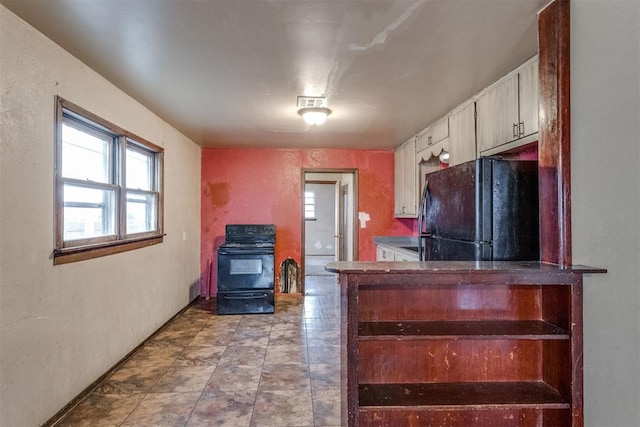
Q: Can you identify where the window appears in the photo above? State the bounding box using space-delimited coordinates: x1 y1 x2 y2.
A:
304 191 316 220
54 97 163 264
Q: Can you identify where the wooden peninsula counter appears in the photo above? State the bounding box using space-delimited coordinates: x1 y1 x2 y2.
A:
325 261 606 427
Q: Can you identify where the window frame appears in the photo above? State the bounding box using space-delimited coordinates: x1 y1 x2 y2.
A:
54 97 164 265
304 190 317 220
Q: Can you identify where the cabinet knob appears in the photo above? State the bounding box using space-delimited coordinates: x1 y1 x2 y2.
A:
513 123 518 138
519 121 525 137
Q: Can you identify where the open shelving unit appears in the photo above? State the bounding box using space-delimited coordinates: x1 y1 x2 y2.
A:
329 262 606 427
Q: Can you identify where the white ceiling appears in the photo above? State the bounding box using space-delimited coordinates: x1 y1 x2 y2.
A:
1 0 549 149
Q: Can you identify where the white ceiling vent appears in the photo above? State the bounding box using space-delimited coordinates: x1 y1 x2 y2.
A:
297 96 327 108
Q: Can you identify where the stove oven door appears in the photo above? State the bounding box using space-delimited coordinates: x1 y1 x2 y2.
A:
217 247 274 291
217 246 275 314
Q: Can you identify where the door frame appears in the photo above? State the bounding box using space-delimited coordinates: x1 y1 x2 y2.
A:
301 168 358 288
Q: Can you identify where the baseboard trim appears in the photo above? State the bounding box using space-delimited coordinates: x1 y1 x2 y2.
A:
42 296 202 427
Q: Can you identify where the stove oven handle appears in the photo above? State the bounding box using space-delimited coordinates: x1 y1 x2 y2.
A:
222 293 268 300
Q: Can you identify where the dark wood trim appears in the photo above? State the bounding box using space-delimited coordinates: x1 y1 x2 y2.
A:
538 0 572 266
53 234 163 265
54 97 64 249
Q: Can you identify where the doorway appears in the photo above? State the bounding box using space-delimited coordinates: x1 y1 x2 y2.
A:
301 169 358 293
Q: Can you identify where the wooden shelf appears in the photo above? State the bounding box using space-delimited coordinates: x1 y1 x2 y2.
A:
330 262 605 425
359 382 570 409
358 320 569 340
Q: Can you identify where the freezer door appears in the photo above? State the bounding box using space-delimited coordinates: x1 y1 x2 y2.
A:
424 160 479 241
424 236 491 261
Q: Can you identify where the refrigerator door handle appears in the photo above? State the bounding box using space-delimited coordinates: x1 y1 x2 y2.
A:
418 179 429 261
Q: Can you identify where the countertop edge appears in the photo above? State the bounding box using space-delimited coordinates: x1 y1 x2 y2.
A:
325 261 607 275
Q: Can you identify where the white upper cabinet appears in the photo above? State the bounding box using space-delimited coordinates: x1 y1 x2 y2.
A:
476 55 539 155
476 72 520 153
518 58 539 138
448 101 476 166
392 55 539 220
394 137 417 218
416 117 449 153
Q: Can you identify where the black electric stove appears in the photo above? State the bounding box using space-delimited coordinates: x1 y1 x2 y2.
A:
216 224 275 314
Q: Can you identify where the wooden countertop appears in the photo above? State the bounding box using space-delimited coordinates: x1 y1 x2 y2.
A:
326 261 606 275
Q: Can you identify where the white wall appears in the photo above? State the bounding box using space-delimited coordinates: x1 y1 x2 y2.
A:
572 1 640 425
0 6 202 426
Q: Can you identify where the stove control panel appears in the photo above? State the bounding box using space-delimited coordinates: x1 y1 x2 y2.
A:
226 224 276 237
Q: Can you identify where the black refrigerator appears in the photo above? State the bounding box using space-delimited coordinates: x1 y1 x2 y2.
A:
418 157 539 261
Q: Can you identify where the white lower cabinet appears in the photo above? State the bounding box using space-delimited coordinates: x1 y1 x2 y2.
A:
376 246 395 261
376 245 419 262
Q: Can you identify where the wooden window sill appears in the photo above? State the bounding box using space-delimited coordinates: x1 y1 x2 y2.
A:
53 235 163 265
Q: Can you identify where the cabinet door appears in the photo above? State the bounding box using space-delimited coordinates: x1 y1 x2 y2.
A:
430 117 449 145
393 146 404 216
376 246 395 261
402 138 417 216
394 146 403 216
448 102 476 166
394 138 417 217
518 58 539 138
476 74 519 154
415 125 431 153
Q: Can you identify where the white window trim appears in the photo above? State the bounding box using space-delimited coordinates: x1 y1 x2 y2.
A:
304 191 317 220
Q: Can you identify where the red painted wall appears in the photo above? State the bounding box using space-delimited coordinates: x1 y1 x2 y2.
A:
200 147 413 295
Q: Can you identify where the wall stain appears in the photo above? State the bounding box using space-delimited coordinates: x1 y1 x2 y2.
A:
205 182 229 209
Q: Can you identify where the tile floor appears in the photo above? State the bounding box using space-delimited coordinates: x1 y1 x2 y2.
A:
53 273 341 427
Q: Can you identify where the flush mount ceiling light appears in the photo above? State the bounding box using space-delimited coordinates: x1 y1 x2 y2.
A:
297 96 332 126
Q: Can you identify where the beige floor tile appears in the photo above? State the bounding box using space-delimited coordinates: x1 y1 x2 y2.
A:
152 365 216 392
95 365 168 394
218 344 266 366
190 328 236 346
259 363 310 390
207 364 263 391
121 392 200 426
307 345 340 364
173 345 226 366
251 389 314 426
55 393 143 427
264 344 309 365
122 342 184 367
187 388 257 427
312 388 342 426
310 363 341 389
151 328 200 346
